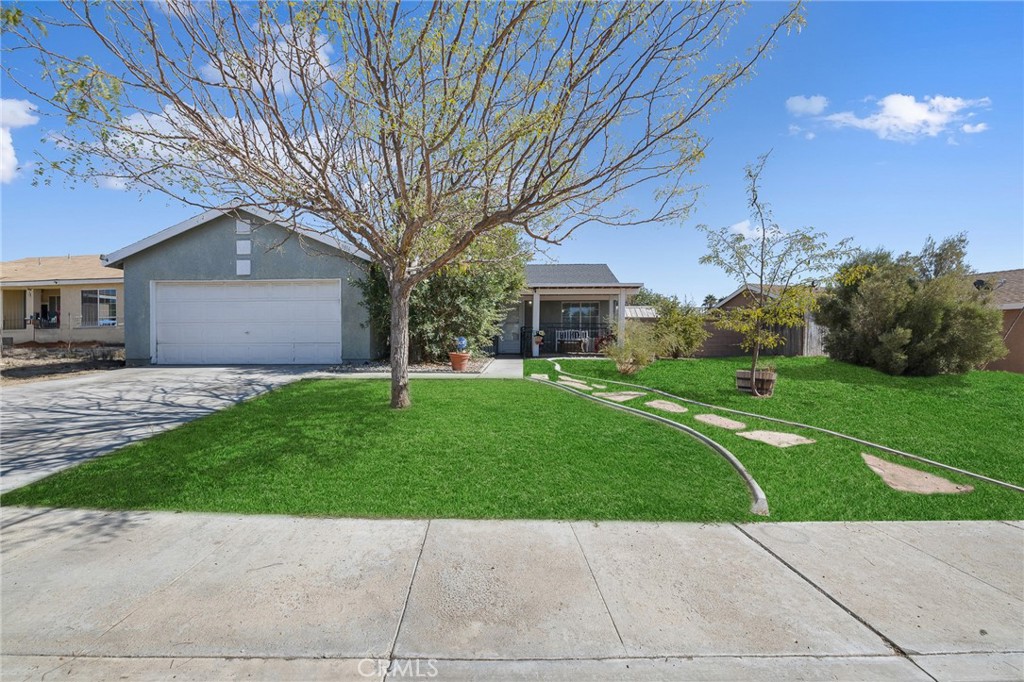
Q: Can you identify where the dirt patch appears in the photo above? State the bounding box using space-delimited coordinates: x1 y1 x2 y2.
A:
645 400 688 414
694 413 746 430
862 453 974 494
1 345 125 385
736 430 816 448
529 373 550 381
325 357 493 374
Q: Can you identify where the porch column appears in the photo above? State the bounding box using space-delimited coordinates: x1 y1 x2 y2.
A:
531 289 541 357
617 289 627 346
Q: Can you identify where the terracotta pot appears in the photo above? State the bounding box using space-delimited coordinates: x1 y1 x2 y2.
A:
449 351 471 372
735 369 777 396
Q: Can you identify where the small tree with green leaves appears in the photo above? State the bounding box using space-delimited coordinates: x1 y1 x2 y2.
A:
654 297 709 358
699 153 854 395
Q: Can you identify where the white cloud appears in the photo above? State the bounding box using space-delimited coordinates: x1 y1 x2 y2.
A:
0 99 40 184
788 124 802 135
785 95 829 116
729 220 761 241
825 94 991 142
201 29 334 96
804 132 816 141
98 176 129 190
961 122 988 134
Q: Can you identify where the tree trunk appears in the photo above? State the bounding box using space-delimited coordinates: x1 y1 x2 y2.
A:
750 330 762 397
389 283 413 409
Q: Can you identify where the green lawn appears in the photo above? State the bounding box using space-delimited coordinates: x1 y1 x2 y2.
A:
0 379 751 522
5 361 1021 522
527 356 1024 521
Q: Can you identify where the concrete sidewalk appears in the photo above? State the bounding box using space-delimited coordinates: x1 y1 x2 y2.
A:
2 509 1021 681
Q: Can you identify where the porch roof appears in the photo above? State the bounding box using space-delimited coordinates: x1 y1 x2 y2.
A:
0 255 123 287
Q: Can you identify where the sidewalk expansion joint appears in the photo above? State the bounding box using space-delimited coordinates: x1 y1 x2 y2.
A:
569 522 628 655
730 523 938 682
386 518 430 675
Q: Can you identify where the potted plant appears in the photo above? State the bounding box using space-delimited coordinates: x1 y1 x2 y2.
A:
449 336 471 371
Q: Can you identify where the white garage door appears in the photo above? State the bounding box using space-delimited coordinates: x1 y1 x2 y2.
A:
154 280 343 364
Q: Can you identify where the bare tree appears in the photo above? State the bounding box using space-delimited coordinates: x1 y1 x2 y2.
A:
5 1 803 407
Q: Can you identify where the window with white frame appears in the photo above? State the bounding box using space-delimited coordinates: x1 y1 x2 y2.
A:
560 302 600 328
81 289 117 326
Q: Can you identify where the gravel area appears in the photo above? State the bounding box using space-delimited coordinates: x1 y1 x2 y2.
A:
323 357 494 375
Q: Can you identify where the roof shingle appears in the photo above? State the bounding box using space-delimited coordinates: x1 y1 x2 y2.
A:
525 263 619 286
973 269 1024 308
1 255 123 284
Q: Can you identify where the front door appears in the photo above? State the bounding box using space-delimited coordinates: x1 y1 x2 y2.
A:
499 302 523 354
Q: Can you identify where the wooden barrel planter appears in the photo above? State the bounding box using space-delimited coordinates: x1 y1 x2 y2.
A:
735 369 777 396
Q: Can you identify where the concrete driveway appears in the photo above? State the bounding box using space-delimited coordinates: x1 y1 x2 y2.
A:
0 367 315 493
1 510 1021 681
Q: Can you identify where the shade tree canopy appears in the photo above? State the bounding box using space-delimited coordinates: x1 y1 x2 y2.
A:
5 0 804 406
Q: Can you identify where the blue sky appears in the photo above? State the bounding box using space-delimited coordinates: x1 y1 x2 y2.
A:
2 2 1022 301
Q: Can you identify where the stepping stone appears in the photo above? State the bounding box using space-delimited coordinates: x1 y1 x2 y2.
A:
529 373 550 381
862 453 973 494
592 384 607 389
736 430 816 448
593 391 646 402
557 377 593 390
645 400 688 414
694 414 746 430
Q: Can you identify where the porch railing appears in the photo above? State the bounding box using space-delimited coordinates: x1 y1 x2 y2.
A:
519 324 614 356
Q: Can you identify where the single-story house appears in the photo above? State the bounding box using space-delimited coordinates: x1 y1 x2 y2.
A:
1 255 124 346
696 284 825 358
498 264 642 356
102 207 375 365
974 268 1023 373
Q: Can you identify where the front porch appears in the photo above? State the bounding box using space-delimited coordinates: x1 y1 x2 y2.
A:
497 281 641 358
1 285 124 346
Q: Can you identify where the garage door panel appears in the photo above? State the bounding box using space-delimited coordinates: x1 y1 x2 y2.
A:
155 281 342 365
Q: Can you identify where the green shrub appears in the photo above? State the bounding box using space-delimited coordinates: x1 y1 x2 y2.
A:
816 235 1006 376
602 320 659 374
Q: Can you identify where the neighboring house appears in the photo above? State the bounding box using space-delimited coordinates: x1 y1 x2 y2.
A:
102 206 375 365
498 264 642 356
697 284 825 358
974 268 1023 373
1 255 124 346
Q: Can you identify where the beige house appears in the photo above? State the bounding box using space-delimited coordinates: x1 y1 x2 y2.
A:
1 255 124 346
975 269 1023 374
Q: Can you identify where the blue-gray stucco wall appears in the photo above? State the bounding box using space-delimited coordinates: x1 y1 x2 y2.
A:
122 213 374 363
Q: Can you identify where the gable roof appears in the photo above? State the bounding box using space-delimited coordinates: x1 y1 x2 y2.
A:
714 283 819 308
102 203 369 268
525 263 619 286
973 269 1024 309
0 255 123 286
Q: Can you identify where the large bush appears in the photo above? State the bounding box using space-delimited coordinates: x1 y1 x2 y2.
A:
357 233 529 362
654 298 710 358
816 235 1006 376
